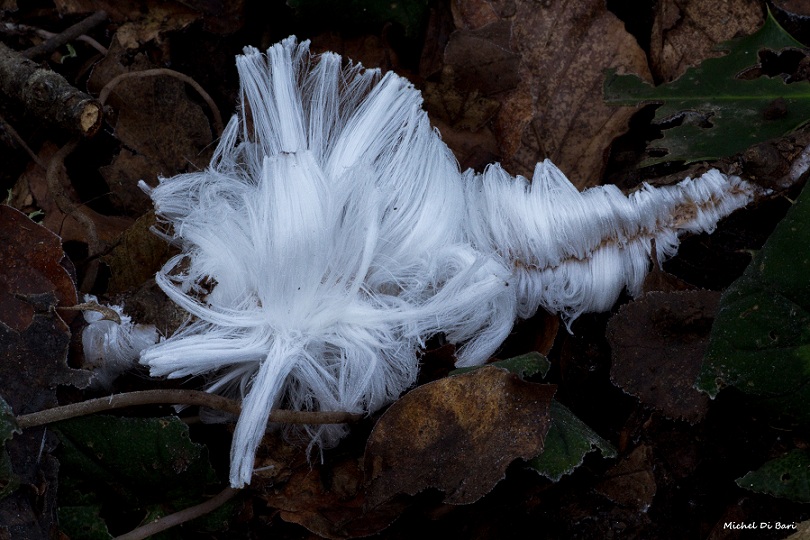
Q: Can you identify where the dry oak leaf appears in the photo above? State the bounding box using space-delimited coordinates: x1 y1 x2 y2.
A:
364 365 556 507
450 0 652 187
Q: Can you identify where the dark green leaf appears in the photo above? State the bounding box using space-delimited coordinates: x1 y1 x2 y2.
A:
604 10 807 165
57 506 113 540
55 415 218 505
697 182 810 420
450 352 551 379
737 449 810 503
529 401 616 482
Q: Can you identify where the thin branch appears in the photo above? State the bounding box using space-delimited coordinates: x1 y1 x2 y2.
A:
15 389 363 429
99 68 225 136
114 485 240 540
22 11 108 60
1 21 108 55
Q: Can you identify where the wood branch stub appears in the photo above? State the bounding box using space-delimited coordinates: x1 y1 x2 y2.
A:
0 41 102 136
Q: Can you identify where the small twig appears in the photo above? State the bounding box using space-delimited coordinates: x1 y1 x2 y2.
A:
22 11 108 60
2 21 108 55
114 485 240 540
99 68 225 136
58 300 122 324
15 389 363 429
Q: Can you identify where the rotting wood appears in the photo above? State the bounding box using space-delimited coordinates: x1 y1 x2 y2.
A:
0 41 102 136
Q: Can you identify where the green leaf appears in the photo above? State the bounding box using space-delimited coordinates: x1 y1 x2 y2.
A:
737 449 810 503
697 182 810 419
55 415 219 510
0 395 20 499
450 352 551 379
604 9 808 165
57 506 113 540
528 401 616 482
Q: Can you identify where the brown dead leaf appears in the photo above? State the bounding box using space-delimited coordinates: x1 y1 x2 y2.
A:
607 290 719 424
90 34 215 214
0 209 80 540
423 67 502 171
448 0 652 187
364 366 556 507
53 0 200 40
102 211 175 294
651 0 764 82
0 205 76 333
595 444 657 511
0 205 91 414
11 143 134 247
260 449 407 540
0 427 60 540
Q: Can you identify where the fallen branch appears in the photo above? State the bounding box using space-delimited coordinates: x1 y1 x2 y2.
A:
22 10 108 60
15 389 363 429
0 42 102 136
114 485 240 540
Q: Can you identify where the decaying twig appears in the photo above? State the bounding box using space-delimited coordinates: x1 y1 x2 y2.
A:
114 486 240 540
22 10 108 60
0 42 102 136
15 389 363 429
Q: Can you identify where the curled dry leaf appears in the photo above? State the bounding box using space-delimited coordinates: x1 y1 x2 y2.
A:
607 290 718 424
364 366 556 507
449 0 652 186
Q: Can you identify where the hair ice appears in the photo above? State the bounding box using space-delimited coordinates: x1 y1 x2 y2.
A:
132 37 762 487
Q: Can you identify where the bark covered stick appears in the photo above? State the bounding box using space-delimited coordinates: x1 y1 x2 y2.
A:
22 10 108 61
0 41 102 136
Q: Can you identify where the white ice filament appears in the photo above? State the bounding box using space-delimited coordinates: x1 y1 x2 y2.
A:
135 37 761 487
